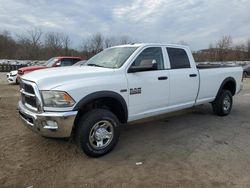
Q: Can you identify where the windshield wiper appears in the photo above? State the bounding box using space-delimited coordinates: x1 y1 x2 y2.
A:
87 63 105 68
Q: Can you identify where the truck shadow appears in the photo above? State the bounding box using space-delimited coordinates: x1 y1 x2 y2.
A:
21 104 227 162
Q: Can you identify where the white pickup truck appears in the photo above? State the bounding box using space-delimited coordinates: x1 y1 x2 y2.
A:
18 43 243 157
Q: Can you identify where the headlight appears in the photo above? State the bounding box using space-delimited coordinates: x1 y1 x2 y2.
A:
41 91 75 107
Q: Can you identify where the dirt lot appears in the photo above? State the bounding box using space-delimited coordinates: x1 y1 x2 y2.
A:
0 72 250 188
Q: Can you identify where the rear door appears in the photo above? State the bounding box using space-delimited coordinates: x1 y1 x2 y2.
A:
126 47 170 120
166 47 199 108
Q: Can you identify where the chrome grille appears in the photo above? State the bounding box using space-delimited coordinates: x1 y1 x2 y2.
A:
20 80 42 112
24 84 35 94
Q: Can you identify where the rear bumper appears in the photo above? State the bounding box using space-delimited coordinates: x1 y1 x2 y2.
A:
17 101 77 138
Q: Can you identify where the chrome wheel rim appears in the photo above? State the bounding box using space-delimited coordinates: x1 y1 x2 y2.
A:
89 120 114 150
223 95 231 112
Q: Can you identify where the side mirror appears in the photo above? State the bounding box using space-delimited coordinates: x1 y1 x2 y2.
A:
128 59 157 73
55 62 61 67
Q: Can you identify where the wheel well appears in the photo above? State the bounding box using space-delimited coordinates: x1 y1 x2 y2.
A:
74 97 127 126
221 80 236 96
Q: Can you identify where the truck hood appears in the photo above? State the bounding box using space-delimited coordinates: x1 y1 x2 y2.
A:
10 70 18 75
22 66 115 90
19 65 47 72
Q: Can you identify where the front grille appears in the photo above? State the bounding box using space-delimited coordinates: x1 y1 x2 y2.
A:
24 84 34 94
25 96 37 107
20 80 39 111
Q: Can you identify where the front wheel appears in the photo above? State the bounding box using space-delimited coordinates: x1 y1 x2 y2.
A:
212 90 233 116
75 109 120 157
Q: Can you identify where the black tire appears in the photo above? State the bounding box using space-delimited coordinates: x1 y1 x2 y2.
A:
75 109 120 157
212 90 233 116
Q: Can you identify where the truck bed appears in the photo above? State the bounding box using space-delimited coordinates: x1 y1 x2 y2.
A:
195 66 243 105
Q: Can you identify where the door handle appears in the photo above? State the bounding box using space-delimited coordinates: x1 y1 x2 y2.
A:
189 74 197 77
158 76 168 80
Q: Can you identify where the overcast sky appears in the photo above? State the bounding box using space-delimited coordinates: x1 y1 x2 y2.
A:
0 0 249 50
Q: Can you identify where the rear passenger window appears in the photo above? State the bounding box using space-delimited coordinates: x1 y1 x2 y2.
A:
167 48 190 69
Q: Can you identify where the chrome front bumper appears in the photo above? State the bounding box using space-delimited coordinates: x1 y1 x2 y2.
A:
18 101 77 138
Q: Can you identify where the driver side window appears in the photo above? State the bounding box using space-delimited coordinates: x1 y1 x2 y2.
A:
131 47 164 70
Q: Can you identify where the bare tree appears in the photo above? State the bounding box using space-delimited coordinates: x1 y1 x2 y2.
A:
81 43 91 59
0 30 18 58
44 32 63 49
44 32 64 57
207 43 217 61
89 33 104 53
4 28 249 62
82 33 104 57
247 38 250 59
104 35 135 48
28 28 42 59
61 34 71 55
217 35 232 49
233 44 246 61
16 33 32 59
15 28 43 59
104 36 116 48
0 29 80 60
216 35 232 61
28 28 42 48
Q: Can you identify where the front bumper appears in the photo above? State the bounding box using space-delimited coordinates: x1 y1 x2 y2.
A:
17 101 77 138
7 76 16 83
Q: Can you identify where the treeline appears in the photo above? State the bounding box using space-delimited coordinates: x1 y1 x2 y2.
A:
1 29 250 62
193 35 250 62
0 28 134 60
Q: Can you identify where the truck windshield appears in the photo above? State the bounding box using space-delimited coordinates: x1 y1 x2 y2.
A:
86 47 138 69
46 57 58 67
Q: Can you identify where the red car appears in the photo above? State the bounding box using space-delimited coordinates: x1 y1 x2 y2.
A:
17 56 82 83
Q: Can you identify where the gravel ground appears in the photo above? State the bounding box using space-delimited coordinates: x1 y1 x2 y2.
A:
0 72 250 188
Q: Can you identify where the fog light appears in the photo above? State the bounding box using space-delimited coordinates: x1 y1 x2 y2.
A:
42 120 58 130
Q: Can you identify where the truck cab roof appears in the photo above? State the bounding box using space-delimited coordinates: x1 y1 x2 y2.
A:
112 43 189 49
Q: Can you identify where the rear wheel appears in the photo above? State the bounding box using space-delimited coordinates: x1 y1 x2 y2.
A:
75 109 120 157
212 90 233 116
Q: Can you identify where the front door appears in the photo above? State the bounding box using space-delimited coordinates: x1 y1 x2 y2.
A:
126 47 170 121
